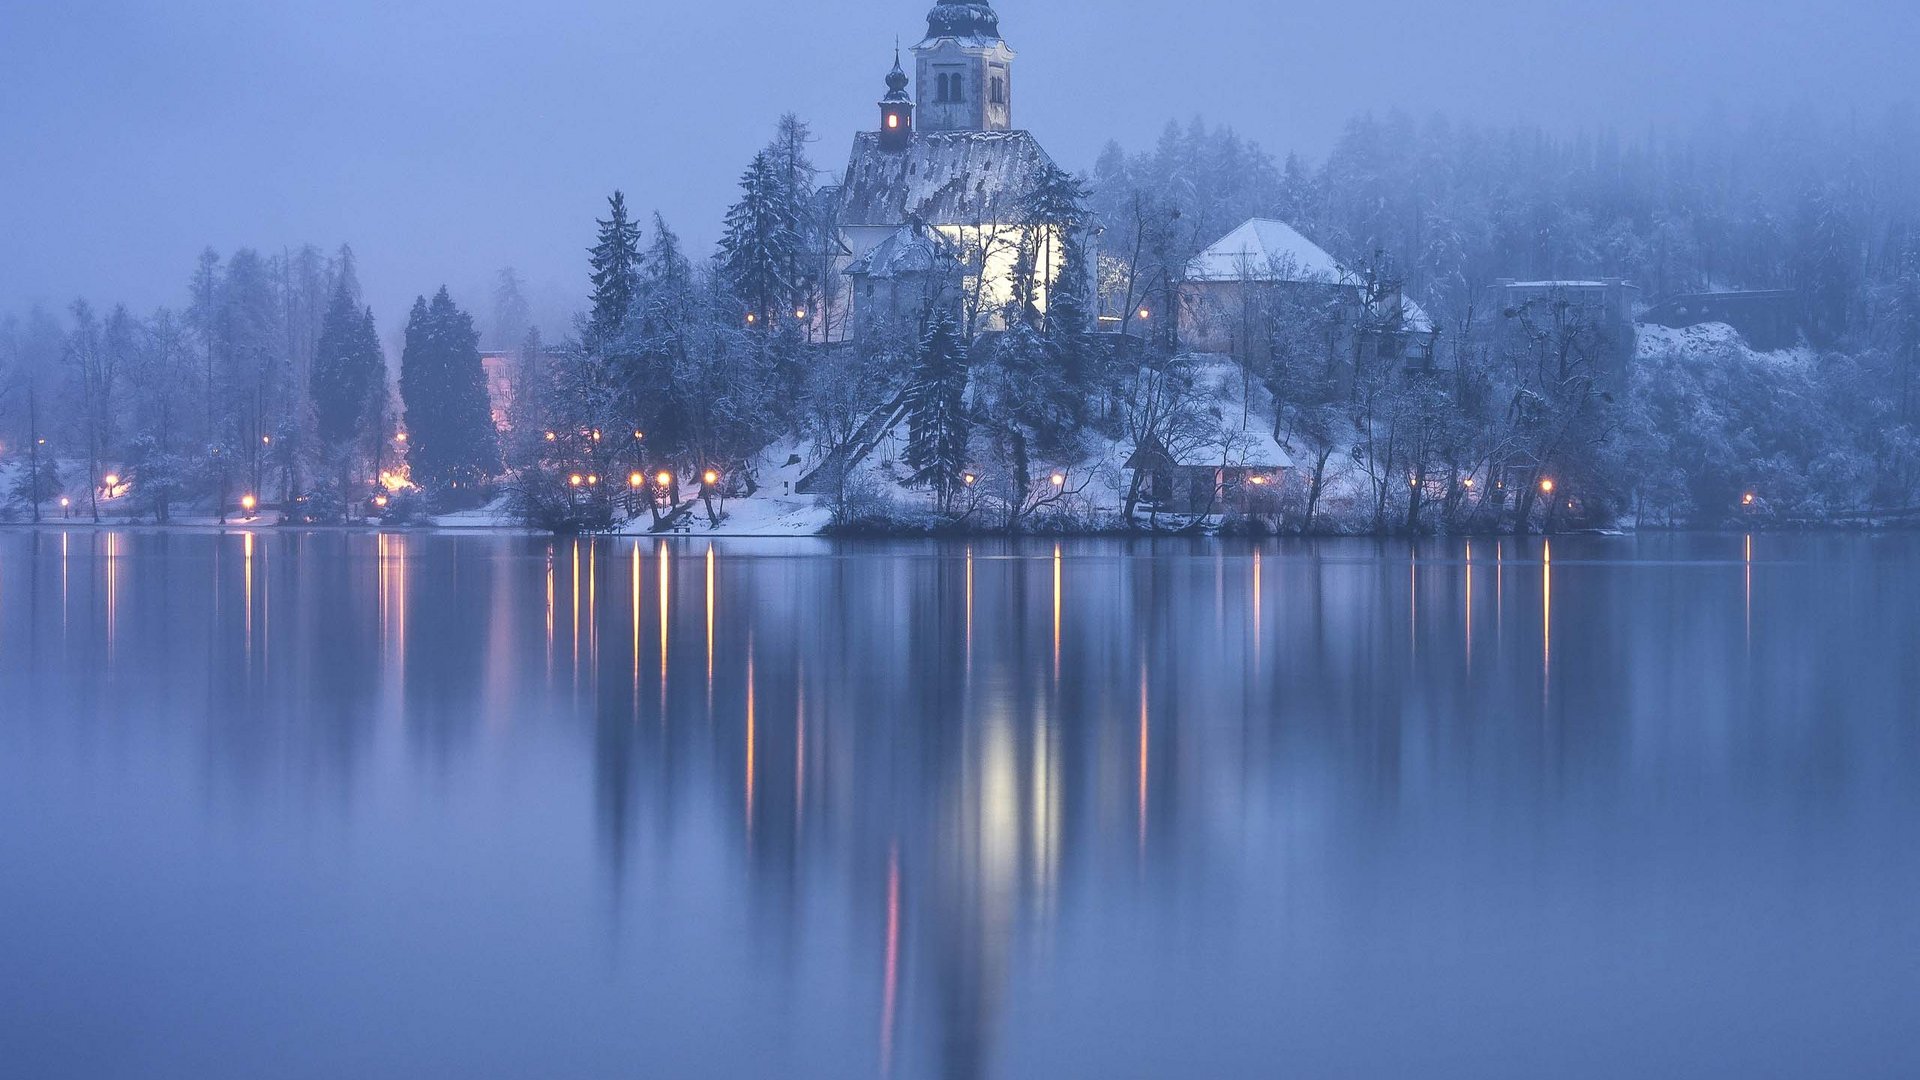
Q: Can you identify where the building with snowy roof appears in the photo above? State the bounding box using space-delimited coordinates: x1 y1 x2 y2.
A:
1179 217 1439 377
822 1 1067 340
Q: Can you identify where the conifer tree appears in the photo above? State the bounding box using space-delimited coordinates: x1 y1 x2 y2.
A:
586 191 642 352
904 306 971 508
399 287 500 500
311 278 384 446
720 151 803 325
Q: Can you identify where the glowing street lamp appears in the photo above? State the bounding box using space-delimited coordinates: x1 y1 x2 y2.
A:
628 472 645 489
587 475 600 487
963 473 977 487
395 432 408 444
1462 477 1475 490
702 469 720 487
793 309 808 320
240 494 258 515
1539 478 1556 495
1050 472 1066 488
262 435 272 446
655 471 674 488
1742 492 1756 507
1136 307 1151 320
569 474 585 488
545 431 558 442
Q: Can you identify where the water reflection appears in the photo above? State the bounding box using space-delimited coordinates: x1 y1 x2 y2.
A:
1 531 1917 1078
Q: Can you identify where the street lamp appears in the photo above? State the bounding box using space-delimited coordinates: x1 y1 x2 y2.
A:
569 474 585 488
963 473 977 487
1539 478 1556 495
240 494 257 516
373 494 389 509
1050 472 1066 488
1742 492 1756 507
628 472 645 489
702 469 720 487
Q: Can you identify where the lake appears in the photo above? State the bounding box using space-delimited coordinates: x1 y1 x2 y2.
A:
1 530 1916 1078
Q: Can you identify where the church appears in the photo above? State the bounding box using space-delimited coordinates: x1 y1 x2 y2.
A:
823 0 1066 341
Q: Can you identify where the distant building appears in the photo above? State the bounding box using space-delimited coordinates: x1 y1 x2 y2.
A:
1488 279 1640 384
1179 218 1437 374
1641 289 1799 351
824 2 1067 339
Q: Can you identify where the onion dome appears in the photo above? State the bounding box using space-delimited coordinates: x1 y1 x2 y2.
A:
924 1 1000 40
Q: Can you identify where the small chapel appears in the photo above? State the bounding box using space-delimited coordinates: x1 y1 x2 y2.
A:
824 0 1066 340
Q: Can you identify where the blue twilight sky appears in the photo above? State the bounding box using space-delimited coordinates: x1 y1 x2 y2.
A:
2 0 1914 337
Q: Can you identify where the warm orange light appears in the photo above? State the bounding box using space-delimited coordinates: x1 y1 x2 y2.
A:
963 473 977 486
103 473 120 487
702 469 720 486
656 471 674 487
59 496 70 507
1539 478 1556 494
569 474 585 487
1462 477 1475 489
1742 492 1756 506
794 309 808 320
628 472 645 489
395 432 408 443
591 429 603 442
634 431 645 440
745 313 757 325
886 114 900 129
1050 472 1066 487
373 494 389 508
545 431 557 442
240 494 257 512
262 435 272 445
1137 308 1151 319
1249 475 1268 486
587 475 600 486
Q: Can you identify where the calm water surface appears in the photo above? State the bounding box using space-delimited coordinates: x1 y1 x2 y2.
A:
1 530 1916 1078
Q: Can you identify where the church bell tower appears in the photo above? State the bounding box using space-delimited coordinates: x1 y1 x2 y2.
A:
912 1 1013 133
878 49 914 150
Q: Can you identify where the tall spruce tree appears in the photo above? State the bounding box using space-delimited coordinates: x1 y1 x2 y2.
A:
400 287 500 498
311 277 384 446
586 191 642 352
720 151 803 325
905 306 971 508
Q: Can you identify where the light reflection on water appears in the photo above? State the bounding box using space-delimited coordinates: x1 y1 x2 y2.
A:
1 529 1917 1079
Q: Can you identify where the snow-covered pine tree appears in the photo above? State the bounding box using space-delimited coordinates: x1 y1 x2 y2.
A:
586 192 642 353
399 288 500 502
720 151 803 326
310 274 388 518
311 277 384 446
904 306 971 509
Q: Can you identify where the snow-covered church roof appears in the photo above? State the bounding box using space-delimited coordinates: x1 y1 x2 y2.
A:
845 224 960 280
1185 218 1344 284
834 130 1054 228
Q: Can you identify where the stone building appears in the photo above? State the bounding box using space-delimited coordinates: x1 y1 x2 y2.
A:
823 1 1065 340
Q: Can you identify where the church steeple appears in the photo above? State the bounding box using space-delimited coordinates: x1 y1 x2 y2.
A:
913 1 1014 133
878 47 914 150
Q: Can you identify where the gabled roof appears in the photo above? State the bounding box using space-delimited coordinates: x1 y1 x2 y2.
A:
845 224 961 280
1185 218 1343 284
834 130 1054 228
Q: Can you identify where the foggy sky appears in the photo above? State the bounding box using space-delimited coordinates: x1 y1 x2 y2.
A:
3 0 1914 341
